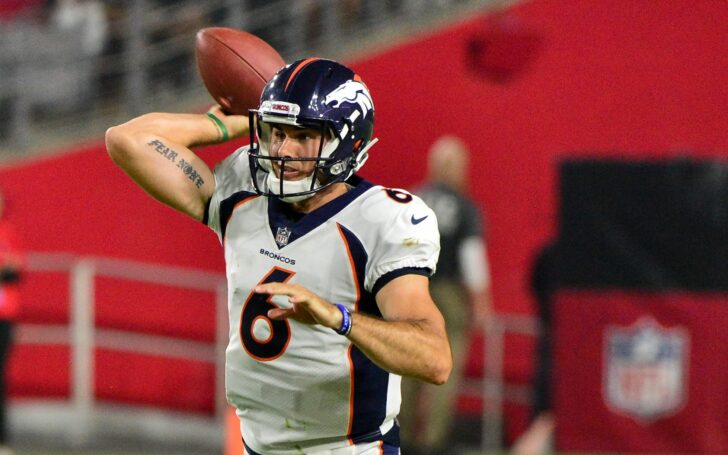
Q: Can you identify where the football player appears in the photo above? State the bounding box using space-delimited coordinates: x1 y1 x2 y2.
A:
106 58 451 455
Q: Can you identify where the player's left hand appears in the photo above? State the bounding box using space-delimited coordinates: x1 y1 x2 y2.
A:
255 282 343 329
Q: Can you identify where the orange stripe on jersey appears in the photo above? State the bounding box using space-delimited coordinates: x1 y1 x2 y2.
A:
346 344 356 444
337 223 361 443
284 57 320 92
337 224 362 310
378 440 384 454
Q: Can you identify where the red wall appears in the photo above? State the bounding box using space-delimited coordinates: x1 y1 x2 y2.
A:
2 0 727 426
354 0 727 316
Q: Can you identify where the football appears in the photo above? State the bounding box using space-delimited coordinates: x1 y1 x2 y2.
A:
195 27 285 115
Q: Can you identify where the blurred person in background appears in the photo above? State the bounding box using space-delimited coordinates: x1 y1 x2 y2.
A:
400 135 493 455
49 0 108 105
49 0 108 58
9 0 109 118
148 0 210 90
0 189 23 455
511 241 557 455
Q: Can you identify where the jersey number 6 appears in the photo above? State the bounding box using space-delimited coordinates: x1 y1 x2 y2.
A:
240 267 294 361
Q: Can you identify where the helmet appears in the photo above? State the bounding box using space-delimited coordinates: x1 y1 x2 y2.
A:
248 58 377 202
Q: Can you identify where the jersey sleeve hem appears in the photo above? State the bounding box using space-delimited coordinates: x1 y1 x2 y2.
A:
372 267 432 296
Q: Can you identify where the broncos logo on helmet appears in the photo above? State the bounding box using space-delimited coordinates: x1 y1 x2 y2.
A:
324 80 374 120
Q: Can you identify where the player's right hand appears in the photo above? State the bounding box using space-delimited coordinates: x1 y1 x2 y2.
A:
207 105 249 140
255 282 343 330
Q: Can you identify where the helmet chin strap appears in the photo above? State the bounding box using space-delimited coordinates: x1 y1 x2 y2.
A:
265 172 319 203
261 138 379 203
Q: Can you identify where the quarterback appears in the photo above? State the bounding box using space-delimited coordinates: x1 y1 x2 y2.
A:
106 58 451 454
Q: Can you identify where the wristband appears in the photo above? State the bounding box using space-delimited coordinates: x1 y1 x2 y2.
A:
334 303 352 336
206 112 229 142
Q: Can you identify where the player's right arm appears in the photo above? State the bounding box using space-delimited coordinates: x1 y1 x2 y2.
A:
105 108 248 221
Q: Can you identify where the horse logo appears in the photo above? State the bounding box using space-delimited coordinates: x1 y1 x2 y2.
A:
324 80 373 117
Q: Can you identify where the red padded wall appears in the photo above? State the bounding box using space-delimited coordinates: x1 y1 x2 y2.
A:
2 0 726 421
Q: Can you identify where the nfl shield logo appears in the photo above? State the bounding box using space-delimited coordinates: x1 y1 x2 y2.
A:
604 317 689 423
275 226 291 248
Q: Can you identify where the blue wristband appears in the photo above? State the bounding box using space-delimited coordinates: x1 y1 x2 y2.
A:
334 304 352 336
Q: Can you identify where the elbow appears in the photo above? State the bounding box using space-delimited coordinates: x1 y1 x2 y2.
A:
433 358 453 386
105 124 136 166
426 353 453 386
106 113 158 164
105 125 125 163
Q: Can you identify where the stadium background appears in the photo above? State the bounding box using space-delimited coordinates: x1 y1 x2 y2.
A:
0 0 726 454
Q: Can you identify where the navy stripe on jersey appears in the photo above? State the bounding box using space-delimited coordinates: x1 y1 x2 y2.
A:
382 422 400 446
267 177 374 248
339 222 390 441
243 428 399 453
202 196 211 225
349 345 390 443
219 190 258 240
358 289 380 318
242 440 262 455
372 267 432 296
353 422 400 445
337 223 379 316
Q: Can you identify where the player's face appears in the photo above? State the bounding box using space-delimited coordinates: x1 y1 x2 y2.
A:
268 124 326 181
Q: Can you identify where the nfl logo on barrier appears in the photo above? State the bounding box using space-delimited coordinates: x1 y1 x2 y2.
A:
603 317 689 423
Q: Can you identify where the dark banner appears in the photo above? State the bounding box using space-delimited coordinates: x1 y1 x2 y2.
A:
553 159 728 454
557 159 728 291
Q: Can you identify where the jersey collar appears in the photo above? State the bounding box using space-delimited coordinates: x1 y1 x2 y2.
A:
267 176 373 248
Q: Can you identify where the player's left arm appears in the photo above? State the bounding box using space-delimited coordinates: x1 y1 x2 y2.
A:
260 274 452 385
349 273 452 384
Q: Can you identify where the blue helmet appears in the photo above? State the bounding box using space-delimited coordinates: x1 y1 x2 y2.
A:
248 58 377 201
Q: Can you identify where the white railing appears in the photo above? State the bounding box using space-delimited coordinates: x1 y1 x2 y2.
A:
16 252 537 451
14 252 227 449
481 314 540 451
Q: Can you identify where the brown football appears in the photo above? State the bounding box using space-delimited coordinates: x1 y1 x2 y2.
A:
195 27 285 115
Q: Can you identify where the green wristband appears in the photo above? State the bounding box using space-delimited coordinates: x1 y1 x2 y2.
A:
206 112 229 142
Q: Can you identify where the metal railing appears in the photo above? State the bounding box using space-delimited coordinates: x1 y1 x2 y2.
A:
481 314 540 451
14 252 227 449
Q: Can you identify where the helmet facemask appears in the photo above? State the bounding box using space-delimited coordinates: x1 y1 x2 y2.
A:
248 109 350 203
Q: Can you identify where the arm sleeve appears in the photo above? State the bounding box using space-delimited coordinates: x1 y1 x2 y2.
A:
365 191 441 292
458 198 489 291
459 237 491 292
461 199 485 239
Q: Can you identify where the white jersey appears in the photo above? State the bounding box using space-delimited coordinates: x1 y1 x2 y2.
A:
207 147 440 454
